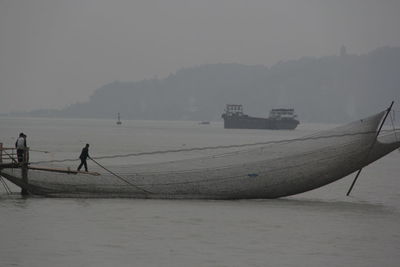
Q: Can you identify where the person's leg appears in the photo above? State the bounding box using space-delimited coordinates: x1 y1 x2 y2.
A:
77 159 84 171
83 160 88 172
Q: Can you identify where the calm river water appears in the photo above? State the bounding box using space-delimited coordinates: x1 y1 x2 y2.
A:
0 117 399 267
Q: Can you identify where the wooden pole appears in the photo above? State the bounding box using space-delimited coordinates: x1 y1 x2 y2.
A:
21 147 29 195
346 101 394 196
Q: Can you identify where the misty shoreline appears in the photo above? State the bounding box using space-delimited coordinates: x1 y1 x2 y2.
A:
4 46 400 124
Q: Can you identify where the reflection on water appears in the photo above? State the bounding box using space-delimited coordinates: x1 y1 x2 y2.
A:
251 197 394 215
0 196 399 267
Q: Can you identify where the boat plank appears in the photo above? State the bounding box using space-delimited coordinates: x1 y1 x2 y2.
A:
28 166 100 176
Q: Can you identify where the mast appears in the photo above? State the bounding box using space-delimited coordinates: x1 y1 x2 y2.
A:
117 113 122 125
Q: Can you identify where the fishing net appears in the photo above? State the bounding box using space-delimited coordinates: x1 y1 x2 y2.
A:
1 111 400 199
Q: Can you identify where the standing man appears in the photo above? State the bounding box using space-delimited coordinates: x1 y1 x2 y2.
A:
77 144 90 172
15 132 27 163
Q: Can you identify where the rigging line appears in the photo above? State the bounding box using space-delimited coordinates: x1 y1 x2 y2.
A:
393 110 396 123
29 130 377 165
389 112 400 146
88 157 152 195
0 176 12 195
0 176 10 194
30 149 49 153
4 178 12 194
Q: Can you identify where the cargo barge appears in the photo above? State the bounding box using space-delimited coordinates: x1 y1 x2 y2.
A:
221 104 299 130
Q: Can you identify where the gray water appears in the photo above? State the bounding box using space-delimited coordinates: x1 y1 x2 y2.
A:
1 117 399 267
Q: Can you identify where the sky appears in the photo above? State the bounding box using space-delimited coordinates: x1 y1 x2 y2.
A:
1 0 400 113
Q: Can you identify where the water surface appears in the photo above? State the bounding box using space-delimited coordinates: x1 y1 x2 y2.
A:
1 117 399 267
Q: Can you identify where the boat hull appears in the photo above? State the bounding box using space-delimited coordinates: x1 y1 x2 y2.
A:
222 115 299 130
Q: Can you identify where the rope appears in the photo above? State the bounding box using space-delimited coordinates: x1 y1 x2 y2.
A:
29 130 378 165
389 112 398 139
88 157 152 195
30 149 49 153
393 110 396 122
0 175 12 194
389 111 400 152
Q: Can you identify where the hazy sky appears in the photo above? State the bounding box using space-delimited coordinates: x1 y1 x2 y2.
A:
1 0 400 113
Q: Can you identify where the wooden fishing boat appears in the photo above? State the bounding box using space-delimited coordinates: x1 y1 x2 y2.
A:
1 106 399 199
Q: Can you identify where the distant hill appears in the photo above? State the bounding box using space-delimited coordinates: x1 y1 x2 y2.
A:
25 46 400 122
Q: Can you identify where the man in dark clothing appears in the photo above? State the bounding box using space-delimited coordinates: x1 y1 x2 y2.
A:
77 144 90 172
15 132 27 163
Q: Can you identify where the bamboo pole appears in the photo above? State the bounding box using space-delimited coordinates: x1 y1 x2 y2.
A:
21 147 29 195
346 101 394 196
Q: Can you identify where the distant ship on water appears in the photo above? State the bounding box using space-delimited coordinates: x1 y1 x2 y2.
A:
221 104 299 130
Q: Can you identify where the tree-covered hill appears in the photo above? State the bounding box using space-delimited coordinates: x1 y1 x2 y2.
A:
28 46 400 122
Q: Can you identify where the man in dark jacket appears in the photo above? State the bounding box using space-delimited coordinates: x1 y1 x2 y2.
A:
77 144 90 172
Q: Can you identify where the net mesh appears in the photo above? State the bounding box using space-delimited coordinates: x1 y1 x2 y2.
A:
2 111 400 199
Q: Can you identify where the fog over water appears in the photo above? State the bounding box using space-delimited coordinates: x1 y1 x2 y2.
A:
1 0 400 114
1 2 400 265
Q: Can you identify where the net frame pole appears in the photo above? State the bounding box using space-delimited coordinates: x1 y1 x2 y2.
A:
21 147 29 196
346 101 394 196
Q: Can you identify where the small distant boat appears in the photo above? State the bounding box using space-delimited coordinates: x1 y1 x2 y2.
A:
116 113 122 125
199 121 210 125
